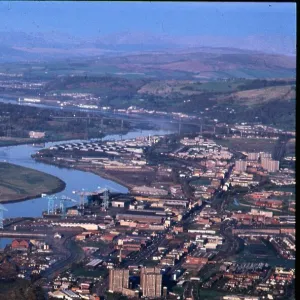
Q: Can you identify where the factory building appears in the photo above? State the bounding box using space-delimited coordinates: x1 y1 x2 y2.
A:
116 212 165 224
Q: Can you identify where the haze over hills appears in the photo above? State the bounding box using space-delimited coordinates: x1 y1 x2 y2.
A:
0 30 296 60
0 31 295 80
0 3 296 299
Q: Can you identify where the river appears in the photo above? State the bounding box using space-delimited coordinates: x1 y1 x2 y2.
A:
0 129 173 219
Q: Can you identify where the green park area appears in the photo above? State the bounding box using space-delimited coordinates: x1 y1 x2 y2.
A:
0 162 65 203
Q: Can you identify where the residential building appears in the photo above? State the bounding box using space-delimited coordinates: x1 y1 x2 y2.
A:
109 269 129 293
246 152 260 161
140 267 162 298
235 160 247 172
261 158 279 172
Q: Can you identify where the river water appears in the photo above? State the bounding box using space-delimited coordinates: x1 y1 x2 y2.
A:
0 129 173 219
0 97 174 248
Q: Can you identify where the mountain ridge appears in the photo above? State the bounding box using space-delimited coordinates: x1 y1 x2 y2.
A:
0 30 296 62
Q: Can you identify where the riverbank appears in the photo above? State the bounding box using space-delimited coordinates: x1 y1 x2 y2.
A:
0 129 172 218
89 168 134 190
0 162 66 204
32 157 134 191
0 131 118 148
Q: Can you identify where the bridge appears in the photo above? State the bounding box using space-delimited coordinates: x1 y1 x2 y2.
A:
52 113 217 135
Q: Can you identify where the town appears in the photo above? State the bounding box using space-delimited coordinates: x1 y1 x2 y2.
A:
0 127 295 300
0 2 295 300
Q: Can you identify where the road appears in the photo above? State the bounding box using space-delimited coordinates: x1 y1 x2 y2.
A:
26 233 85 300
216 219 242 261
31 232 85 291
183 281 194 299
94 235 169 298
122 235 167 268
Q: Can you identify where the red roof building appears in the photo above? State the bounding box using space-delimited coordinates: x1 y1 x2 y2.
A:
11 239 30 251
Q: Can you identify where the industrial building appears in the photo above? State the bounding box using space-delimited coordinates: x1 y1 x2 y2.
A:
116 211 165 224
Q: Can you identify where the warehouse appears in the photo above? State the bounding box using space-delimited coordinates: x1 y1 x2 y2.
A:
116 212 164 224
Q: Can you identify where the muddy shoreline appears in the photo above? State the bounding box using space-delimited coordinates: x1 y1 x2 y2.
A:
0 179 66 204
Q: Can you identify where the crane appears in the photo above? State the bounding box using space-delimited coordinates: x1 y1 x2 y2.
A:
97 185 121 211
47 195 77 217
0 203 8 229
47 195 56 214
72 189 97 209
72 185 123 211
100 188 109 211
59 195 78 218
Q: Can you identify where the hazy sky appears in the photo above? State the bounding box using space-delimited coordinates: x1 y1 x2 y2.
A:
0 2 295 37
0 1 296 54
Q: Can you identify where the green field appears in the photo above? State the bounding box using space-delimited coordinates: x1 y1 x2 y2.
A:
181 80 246 93
194 285 229 300
0 162 65 202
71 266 108 278
190 178 211 186
217 138 277 153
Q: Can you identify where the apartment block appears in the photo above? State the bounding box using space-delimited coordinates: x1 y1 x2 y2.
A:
140 267 162 298
261 158 279 172
246 152 260 161
235 160 247 172
109 269 129 293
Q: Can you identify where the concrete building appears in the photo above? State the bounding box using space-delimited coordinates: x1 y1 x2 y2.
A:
51 221 99 231
261 158 279 172
111 199 130 208
260 152 272 159
131 186 168 196
29 131 45 139
246 152 260 161
116 212 164 224
235 160 247 172
185 251 212 265
109 269 129 293
140 267 162 298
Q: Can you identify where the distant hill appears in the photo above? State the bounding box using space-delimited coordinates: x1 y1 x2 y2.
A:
99 52 295 78
215 85 295 106
0 31 296 79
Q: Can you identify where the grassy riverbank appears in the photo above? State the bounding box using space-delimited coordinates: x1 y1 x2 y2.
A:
0 162 65 203
32 157 132 190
